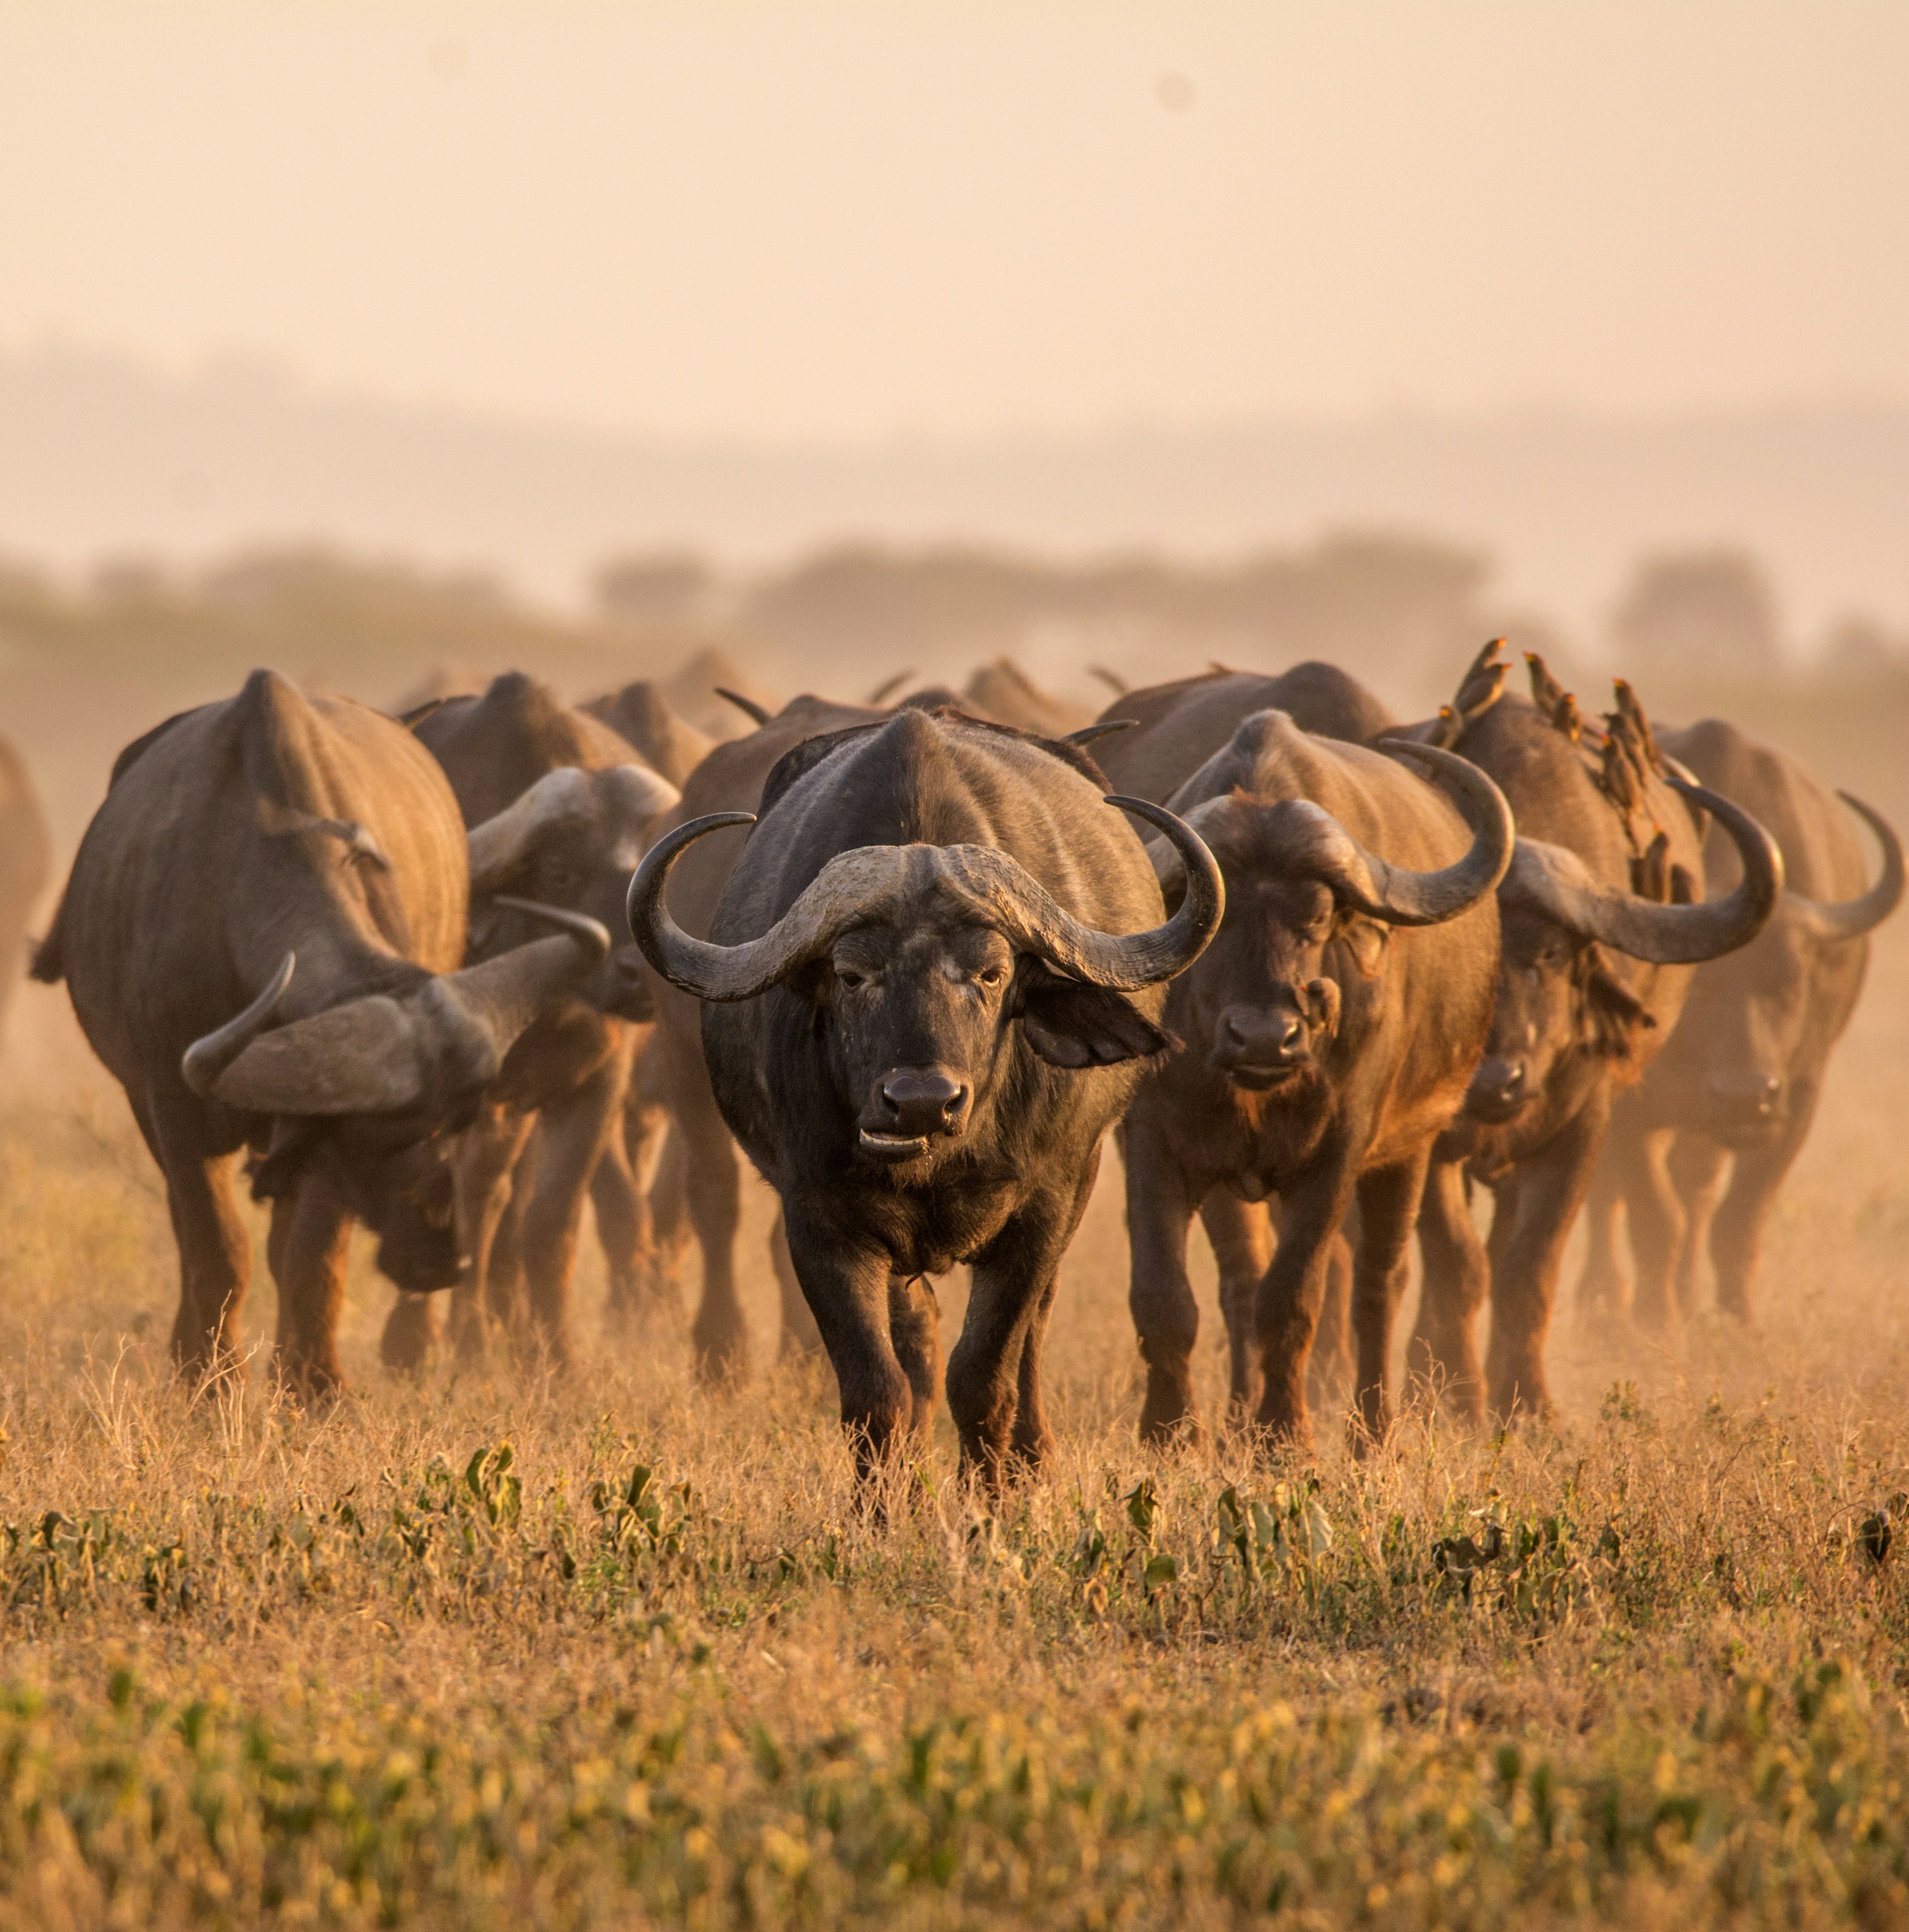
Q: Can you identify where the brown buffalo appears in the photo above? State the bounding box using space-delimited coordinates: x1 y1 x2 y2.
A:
0 735 51 1063
1090 661 1403 1401
1407 646 1782 1421
34 671 606 1392
1580 720 1902 1328
1123 710 1511 1449
377 673 679 1372
960 659 1092 736
1091 663 1398 804
583 679 715 789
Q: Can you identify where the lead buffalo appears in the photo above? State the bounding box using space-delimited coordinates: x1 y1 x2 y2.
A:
34 671 607 1392
630 707 1222 1486
1580 719 1902 1328
1407 647 1782 1421
1123 709 1512 1449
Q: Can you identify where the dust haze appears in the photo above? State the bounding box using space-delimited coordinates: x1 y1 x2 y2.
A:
3 6 1909 1926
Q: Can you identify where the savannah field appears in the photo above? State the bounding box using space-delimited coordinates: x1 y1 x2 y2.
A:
2 614 1909 1931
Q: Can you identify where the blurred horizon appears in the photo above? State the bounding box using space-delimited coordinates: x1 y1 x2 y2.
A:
5 339 1908 651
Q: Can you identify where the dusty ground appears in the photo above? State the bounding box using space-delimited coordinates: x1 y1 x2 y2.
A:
0 900 1906 1929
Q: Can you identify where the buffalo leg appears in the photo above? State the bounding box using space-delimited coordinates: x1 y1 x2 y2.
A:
1484 1090 1610 1421
591 1126 646 1335
1409 1157 1489 1424
1311 1219 1355 1417
267 1169 353 1397
781 1206 911 1483
773 1213 824 1358
1668 1135 1730 1311
1710 1082 1818 1321
1252 1151 1358 1449
521 1054 627 1371
433 1106 531 1365
1349 1145 1432 1448
1123 1111 1205 1444
668 1030 750 1380
1199 1191 1272 1424
1576 1152 1631 1320
949 1179 1090 1490
155 1113 253 1384
886 1273 942 1439
1008 1274 1060 1470
1612 1124 1684 1333
379 1291 444 1374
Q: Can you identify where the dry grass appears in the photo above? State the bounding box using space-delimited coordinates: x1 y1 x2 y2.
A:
3 923 1909 1931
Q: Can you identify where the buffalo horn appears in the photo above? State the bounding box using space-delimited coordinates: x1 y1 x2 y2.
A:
1503 776 1783 964
1063 719 1138 749
1336 742 1515 924
467 765 679 890
627 799 1223 1002
185 908 609 1116
1789 792 1905 943
715 688 773 728
866 670 915 705
180 953 296 1097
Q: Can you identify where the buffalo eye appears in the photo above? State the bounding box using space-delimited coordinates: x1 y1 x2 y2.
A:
977 965 1006 988
836 968 866 990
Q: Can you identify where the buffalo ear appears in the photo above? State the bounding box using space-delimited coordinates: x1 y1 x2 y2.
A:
1579 946 1657 1059
1019 975 1173 1067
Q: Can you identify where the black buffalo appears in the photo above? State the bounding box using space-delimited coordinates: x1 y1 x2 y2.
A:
1122 709 1512 1449
629 706 1222 1486
1580 719 1902 1327
34 671 607 1392
1407 647 1782 1420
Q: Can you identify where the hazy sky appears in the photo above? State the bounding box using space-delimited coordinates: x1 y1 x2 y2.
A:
2 2 1906 441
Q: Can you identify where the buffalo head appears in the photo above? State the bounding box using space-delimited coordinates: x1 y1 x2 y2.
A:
1465 775 1784 1126
627 797 1223 1171
1673 790 1903 1145
1162 742 1513 1093
465 763 680 1021
182 908 610 1287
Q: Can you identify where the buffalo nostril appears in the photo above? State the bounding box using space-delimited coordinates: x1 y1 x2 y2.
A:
878 1070 968 1137
1277 1014 1305 1052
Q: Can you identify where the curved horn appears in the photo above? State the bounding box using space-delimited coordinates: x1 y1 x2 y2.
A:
181 953 296 1097
601 762 682 830
1504 776 1783 964
466 767 593 889
627 799 1224 1002
866 670 914 705
1343 742 1515 924
1789 792 1905 942
493 897 612 961
1063 719 1138 749
715 688 772 728
195 912 610 1118
626 812 763 997
1087 665 1128 695
467 765 678 890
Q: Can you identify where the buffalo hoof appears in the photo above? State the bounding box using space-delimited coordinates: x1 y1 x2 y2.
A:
380 1293 443 1375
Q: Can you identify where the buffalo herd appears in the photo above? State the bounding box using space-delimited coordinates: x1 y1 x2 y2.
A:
18 640 1904 1493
